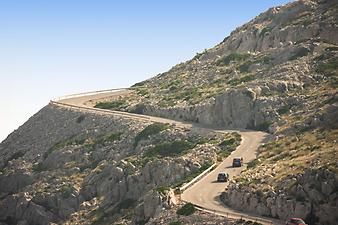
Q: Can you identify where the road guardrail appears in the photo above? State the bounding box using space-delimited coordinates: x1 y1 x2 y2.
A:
179 163 217 192
53 88 127 101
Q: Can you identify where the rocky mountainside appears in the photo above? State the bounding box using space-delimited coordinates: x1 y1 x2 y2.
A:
96 0 337 131
92 0 338 224
0 104 241 225
1 0 337 225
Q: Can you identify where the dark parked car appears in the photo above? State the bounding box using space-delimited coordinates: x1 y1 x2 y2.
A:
232 157 243 167
286 218 307 225
217 172 229 182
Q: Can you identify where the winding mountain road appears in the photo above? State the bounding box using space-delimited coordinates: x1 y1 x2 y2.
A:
51 89 283 225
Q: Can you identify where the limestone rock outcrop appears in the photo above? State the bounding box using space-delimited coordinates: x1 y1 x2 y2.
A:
0 104 223 224
221 168 338 225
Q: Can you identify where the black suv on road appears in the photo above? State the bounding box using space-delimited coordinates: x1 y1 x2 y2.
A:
217 172 229 182
232 157 243 167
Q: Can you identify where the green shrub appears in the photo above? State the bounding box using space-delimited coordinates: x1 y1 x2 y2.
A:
169 221 183 225
217 134 241 158
241 75 253 83
238 61 252 73
159 87 203 105
46 136 86 157
278 105 291 115
156 186 170 194
194 52 203 59
289 47 310 60
215 53 251 66
131 80 147 87
176 203 196 216
60 185 73 198
227 78 240 86
253 222 263 225
247 159 260 169
166 80 182 90
50 132 122 155
175 88 200 101
158 99 176 108
94 99 127 110
218 138 237 156
145 140 194 157
95 132 122 145
217 150 231 158
105 132 123 142
134 123 169 147
136 220 148 225
136 88 149 96
193 49 207 60
297 125 312 133
316 59 338 76
219 138 236 146
256 121 272 132
232 132 241 140
200 162 212 171
260 26 272 37
169 85 179 91
32 163 46 172
227 74 256 86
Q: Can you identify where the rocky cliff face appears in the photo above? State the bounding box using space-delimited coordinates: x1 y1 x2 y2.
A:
221 168 338 225
0 104 237 225
202 0 338 57
138 87 280 129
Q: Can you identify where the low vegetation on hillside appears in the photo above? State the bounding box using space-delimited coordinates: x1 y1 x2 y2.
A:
93 0 338 223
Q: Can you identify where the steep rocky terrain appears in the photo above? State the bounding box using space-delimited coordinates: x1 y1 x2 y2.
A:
1 0 337 224
92 0 338 224
0 104 240 225
96 0 337 131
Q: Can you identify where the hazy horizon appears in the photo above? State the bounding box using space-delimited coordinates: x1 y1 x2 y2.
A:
0 0 292 142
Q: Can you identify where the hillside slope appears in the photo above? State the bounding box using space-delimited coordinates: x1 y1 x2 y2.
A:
0 0 337 225
93 0 338 224
96 0 337 131
0 104 243 225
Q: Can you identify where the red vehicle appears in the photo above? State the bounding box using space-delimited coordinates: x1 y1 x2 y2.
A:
286 218 307 225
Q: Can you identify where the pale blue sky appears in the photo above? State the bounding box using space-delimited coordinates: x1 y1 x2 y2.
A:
0 0 292 141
